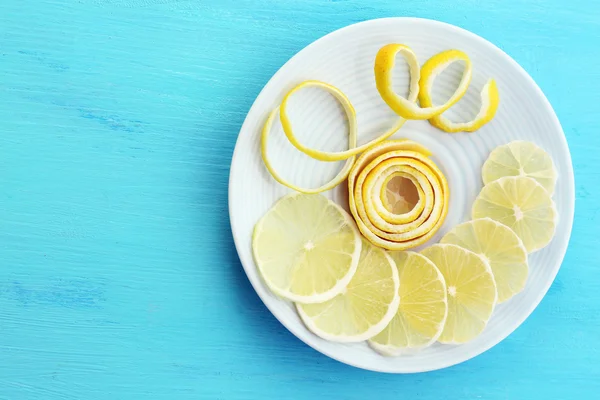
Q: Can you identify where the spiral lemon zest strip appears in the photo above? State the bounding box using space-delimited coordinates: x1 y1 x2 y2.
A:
279 64 418 162
419 66 500 133
260 81 357 194
375 46 473 120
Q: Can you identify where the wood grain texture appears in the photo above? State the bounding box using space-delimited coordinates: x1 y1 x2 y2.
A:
0 0 598 398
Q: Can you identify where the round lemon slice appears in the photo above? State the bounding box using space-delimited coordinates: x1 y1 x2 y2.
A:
420 77 500 133
297 239 400 342
369 251 447 355
421 244 497 344
261 81 357 194
482 140 557 195
279 81 413 162
253 193 361 303
441 218 528 303
472 176 558 253
375 46 472 120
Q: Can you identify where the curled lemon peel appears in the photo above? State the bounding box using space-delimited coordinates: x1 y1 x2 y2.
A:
279 79 417 162
261 45 499 195
375 46 473 120
420 70 500 133
260 81 357 194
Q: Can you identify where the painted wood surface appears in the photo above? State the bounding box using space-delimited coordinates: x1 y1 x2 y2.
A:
1 1 599 399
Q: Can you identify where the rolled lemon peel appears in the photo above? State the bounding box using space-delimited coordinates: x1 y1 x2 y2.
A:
348 140 449 251
378 170 427 224
375 46 473 120
261 81 357 194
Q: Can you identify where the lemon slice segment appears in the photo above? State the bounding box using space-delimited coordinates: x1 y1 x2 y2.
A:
441 218 528 303
421 244 497 344
375 46 472 120
369 251 447 355
472 176 558 253
279 81 410 162
482 141 557 195
420 77 500 133
253 193 361 303
297 239 400 342
261 81 357 194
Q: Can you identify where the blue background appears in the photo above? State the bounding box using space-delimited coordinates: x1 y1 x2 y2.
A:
1 1 599 399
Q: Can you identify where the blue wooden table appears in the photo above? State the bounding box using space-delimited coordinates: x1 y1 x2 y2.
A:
1 1 598 399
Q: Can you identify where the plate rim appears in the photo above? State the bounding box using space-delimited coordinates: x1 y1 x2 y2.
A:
228 17 575 373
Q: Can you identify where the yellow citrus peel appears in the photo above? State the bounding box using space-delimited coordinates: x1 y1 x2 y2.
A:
279 80 416 162
348 140 449 251
261 45 500 195
420 75 500 133
260 81 357 194
375 46 473 120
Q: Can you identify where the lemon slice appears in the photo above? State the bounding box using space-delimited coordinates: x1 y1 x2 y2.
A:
421 244 497 344
369 251 447 355
253 193 361 303
375 46 472 120
420 77 500 133
441 218 528 303
472 176 558 253
482 141 557 195
261 81 357 194
297 239 400 342
279 81 411 162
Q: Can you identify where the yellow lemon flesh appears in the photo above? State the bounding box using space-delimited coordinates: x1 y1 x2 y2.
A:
472 176 558 253
252 193 361 303
369 251 447 355
421 244 497 344
297 239 400 342
348 140 449 251
441 218 528 303
482 140 557 195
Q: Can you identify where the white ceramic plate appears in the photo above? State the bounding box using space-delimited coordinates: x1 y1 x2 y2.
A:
228 18 574 373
